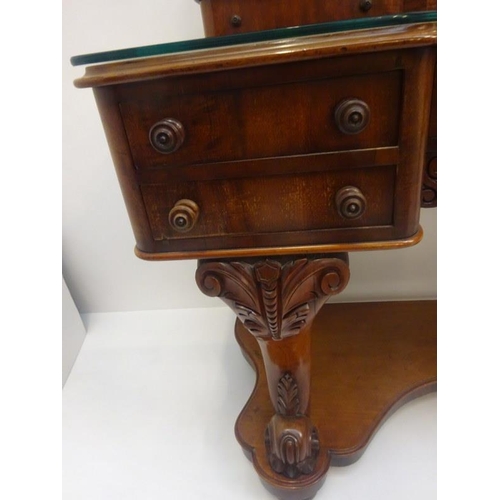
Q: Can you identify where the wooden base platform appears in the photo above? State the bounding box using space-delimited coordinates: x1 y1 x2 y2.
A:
234 300 437 500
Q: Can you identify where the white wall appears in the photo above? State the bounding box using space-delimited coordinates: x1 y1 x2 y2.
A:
62 276 87 386
63 0 436 314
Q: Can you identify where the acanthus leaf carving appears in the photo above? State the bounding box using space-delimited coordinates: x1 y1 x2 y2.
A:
276 372 300 416
254 261 282 339
265 372 320 478
196 255 350 340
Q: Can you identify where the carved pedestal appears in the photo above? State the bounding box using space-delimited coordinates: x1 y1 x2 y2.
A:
196 254 350 498
196 256 437 500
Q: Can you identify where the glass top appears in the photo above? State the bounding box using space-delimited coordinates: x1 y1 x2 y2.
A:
71 11 436 67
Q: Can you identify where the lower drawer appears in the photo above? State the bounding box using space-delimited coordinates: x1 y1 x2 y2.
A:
141 165 396 243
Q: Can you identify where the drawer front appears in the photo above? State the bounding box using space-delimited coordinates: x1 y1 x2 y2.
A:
141 164 395 242
93 47 435 257
120 71 401 170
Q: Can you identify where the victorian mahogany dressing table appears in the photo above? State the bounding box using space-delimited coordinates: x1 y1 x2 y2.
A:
72 3 437 498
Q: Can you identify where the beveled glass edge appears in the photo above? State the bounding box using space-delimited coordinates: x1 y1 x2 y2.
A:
71 11 436 67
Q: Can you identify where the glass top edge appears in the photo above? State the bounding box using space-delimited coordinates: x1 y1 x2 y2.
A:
71 11 436 67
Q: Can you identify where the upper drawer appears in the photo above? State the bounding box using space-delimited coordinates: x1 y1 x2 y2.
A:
119 70 402 170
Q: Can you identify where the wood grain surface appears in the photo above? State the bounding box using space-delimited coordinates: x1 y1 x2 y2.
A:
197 0 437 37
89 41 434 259
234 300 436 499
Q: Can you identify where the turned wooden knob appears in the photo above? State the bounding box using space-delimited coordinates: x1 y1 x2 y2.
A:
149 118 185 154
334 98 370 134
359 0 373 12
168 199 199 232
335 186 366 219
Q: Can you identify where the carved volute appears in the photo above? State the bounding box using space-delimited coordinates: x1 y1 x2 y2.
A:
196 255 350 341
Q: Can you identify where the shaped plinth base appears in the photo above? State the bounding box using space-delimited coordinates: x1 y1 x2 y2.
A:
235 300 437 500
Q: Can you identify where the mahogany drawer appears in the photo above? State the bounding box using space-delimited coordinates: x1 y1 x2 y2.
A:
88 43 436 258
140 162 395 244
119 70 401 170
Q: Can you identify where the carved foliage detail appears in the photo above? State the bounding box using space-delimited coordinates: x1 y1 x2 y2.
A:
196 255 350 340
255 261 281 339
277 372 300 416
265 372 320 478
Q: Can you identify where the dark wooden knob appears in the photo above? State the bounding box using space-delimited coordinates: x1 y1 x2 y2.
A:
231 15 242 27
359 0 373 12
149 118 185 154
335 186 366 219
168 199 199 232
334 98 370 134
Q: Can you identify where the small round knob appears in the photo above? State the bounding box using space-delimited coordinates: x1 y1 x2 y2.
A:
231 15 242 27
334 98 370 135
335 186 366 220
168 199 199 233
149 118 185 154
359 0 373 12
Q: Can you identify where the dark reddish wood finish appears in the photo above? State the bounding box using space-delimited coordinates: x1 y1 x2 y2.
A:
195 254 436 499
195 0 438 209
89 37 435 259
197 0 437 37
134 227 423 261
142 164 397 241
422 64 437 207
119 70 401 169
234 300 436 500
195 255 350 341
196 254 350 487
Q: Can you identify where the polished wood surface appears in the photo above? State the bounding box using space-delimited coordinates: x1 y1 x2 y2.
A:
196 255 351 341
134 226 423 260
86 29 435 259
142 165 396 240
74 23 436 88
235 300 437 499
196 254 351 490
120 71 401 169
195 1 439 209
197 0 437 37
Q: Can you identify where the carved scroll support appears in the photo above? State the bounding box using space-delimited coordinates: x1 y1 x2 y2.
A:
264 366 320 479
196 254 350 482
260 329 316 479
